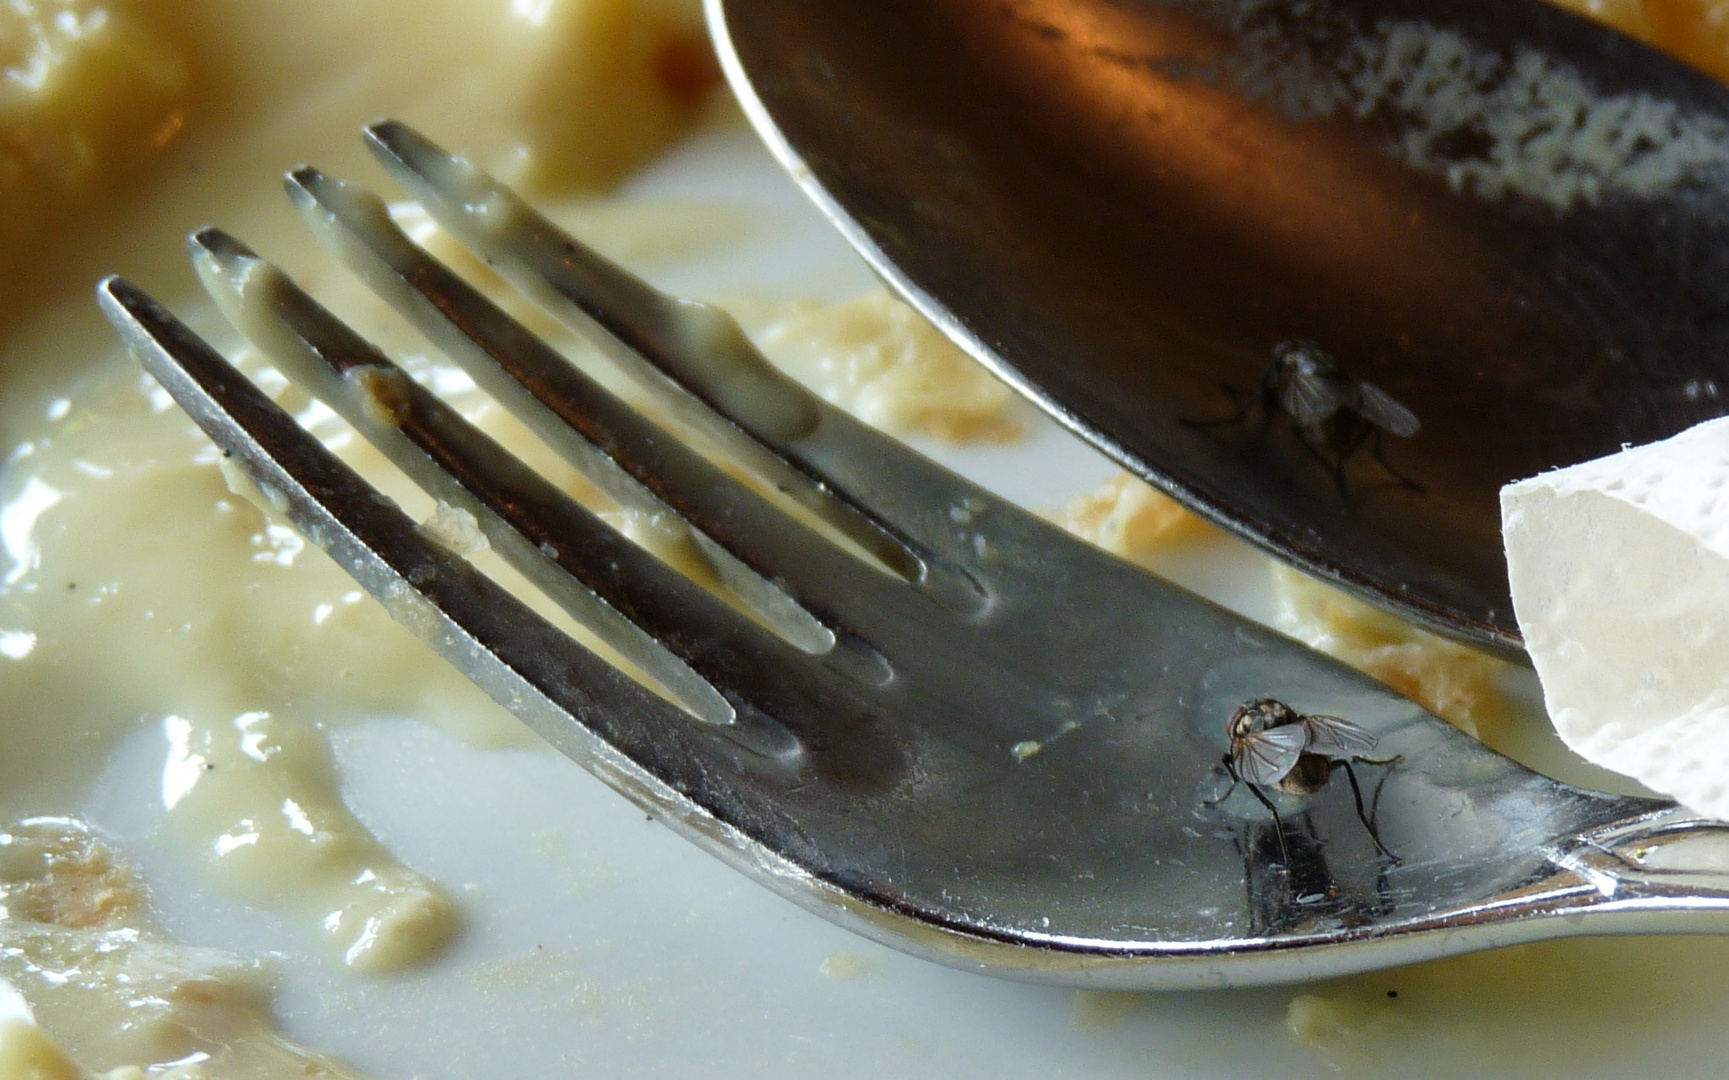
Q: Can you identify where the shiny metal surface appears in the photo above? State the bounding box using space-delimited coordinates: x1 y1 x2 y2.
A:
97 123 1729 989
710 0 1729 656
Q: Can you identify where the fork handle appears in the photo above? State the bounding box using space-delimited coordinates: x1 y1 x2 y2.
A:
1549 806 1729 915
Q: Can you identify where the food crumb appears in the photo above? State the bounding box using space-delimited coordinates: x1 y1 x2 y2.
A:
818 953 872 980
1285 991 1411 1067
1056 472 1215 562
1070 990 1143 1033
348 366 415 429
1269 564 1510 740
421 502 490 557
0 818 145 930
1011 740 1043 762
753 289 1029 443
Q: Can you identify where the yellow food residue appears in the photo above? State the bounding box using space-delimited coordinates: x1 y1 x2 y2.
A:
0 0 188 199
1057 473 1510 740
1285 991 1412 1069
0 818 370 1078
0 0 188 306
1269 564 1511 741
0 1021 84 1080
502 0 722 193
157 711 457 973
1549 0 1729 83
753 289 1030 443
1055 471 1217 559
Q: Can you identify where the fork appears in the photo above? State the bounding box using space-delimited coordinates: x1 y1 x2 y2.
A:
96 121 1729 990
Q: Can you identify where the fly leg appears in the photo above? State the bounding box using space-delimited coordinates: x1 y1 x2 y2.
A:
1339 760 1399 863
1292 422 1356 503
1365 755 1402 840
1330 450 1352 502
1368 428 1425 492
1184 367 1277 428
1201 754 1240 807
1224 757 1291 870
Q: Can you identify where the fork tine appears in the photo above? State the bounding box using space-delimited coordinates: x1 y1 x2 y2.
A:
365 120 932 577
185 227 854 727
93 275 695 762
363 120 997 610
282 166 922 657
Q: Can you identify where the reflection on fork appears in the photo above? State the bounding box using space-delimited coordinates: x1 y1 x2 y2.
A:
1239 816 1397 938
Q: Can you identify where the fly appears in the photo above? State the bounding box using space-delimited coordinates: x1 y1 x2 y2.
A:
1195 340 1423 497
1215 697 1399 867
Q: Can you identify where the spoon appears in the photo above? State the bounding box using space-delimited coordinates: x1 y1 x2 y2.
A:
707 0 1729 658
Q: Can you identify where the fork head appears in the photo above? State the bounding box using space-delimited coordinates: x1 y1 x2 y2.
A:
97 121 1713 990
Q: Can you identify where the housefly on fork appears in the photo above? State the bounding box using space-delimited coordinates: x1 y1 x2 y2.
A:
1212 698 1401 868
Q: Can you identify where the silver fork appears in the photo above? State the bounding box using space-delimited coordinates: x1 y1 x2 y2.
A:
97 121 1729 990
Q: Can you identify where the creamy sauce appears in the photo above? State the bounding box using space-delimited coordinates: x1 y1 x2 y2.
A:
0 355 499 968
0 0 741 1070
0 0 190 290
0 818 366 1077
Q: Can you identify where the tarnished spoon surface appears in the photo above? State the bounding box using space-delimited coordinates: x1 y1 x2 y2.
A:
710 0 1729 655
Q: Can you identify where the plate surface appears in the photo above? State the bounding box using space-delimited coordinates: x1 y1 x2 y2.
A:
4 4 1729 1071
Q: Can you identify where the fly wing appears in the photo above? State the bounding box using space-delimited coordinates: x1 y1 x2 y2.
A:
1231 724 1308 785
1277 370 1349 426
1301 715 1379 759
1352 381 1421 437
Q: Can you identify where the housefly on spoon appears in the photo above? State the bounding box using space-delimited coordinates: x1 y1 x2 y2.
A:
1196 340 1423 498
1216 698 1400 867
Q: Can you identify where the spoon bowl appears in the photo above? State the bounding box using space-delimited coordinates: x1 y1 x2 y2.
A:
709 0 1729 655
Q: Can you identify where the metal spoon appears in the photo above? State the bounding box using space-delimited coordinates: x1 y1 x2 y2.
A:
708 0 1729 658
